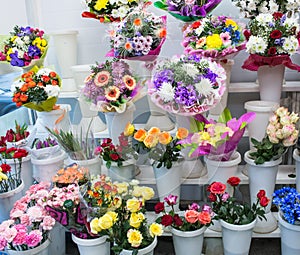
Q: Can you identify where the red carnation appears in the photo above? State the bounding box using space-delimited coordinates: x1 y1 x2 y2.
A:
154 202 165 214
270 30 282 39
268 47 277 55
161 214 173 227
0 163 11 173
273 12 284 20
0 147 7 153
208 193 217 202
227 176 241 187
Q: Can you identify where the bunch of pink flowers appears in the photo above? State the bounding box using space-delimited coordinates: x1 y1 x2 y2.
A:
0 182 55 251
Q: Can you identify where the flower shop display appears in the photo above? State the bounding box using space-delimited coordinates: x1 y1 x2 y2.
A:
106 9 167 61
148 55 226 116
0 182 56 254
155 194 212 255
0 25 48 70
208 177 269 254
154 0 222 22
242 12 300 103
273 186 300 254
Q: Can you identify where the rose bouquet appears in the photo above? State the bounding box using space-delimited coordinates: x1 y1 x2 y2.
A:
106 9 167 61
242 12 300 72
0 25 48 69
148 55 227 116
124 122 189 168
81 59 142 113
178 108 255 161
11 66 61 112
208 177 270 225
232 0 300 19
154 0 221 22
182 16 246 60
249 106 299 164
1 121 31 148
0 182 56 252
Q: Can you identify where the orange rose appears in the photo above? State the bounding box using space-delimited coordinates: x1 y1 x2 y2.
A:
176 127 189 140
134 129 147 142
148 127 161 136
143 134 159 148
184 210 199 224
198 211 211 225
158 132 172 145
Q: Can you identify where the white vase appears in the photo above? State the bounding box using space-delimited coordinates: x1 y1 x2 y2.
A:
72 234 110 255
244 150 282 233
257 64 285 103
278 212 300 255
171 227 206 255
104 103 136 145
31 152 66 183
72 157 102 177
220 219 256 255
70 64 91 91
153 161 182 212
7 239 50 255
244 100 279 150
293 149 300 192
0 180 24 222
35 104 71 135
119 237 157 255
6 155 32 193
108 159 136 182
48 223 66 255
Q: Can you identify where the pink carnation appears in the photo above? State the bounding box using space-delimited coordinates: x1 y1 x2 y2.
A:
41 216 55 231
12 231 27 246
25 230 42 247
0 220 14 233
14 224 27 232
10 209 24 219
2 227 17 243
27 206 44 222
0 236 7 251
20 214 31 226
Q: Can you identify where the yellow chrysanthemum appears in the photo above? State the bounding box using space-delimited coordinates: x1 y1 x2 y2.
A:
149 223 163 237
206 34 223 49
94 0 109 11
6 48 13 61
225 19 238 30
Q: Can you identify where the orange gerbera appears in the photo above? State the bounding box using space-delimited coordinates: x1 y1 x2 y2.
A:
27 81 36 88
105 86 120 101
123 75 136 90
20 94 28 102
125 41 133 51
94 71 110 87
133 18 142 26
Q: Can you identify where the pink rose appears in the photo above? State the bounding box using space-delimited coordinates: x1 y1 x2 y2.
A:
12 231 27 246
184 210 199 224
188 203 200 211
41 216 55 231
281 125 295 139
198 211 211 225
164 194 178 206
209 182 226 195
280 115 291 126
25 230 42 248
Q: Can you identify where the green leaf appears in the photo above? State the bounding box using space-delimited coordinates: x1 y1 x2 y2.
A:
153 1 168 10
218 108 232 124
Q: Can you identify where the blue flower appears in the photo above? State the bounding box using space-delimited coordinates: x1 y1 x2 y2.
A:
9 51 24 67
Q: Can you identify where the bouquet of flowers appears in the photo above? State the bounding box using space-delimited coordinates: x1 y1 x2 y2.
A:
30 137 60 159
106 9 167 61
11 66 61 112
273 186 300 225
154 194 213 231
232 0 300 19
154 0 221 22
249 106 299 164
124 122 189 168
208 177 269 225
178 108 256 161
94 134 138 169
81 59 143 113
0 182 56 252
148 55 227 116
242 12 300 72
2 121 31 148
182 16 246 60
0 25 48 69
81 0 144 23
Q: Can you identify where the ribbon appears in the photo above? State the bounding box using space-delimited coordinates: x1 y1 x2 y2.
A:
242 54 300 72
81 11 120 23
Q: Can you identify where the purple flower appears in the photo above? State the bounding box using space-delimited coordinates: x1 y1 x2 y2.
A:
164 194 178 205
274 38 285 46
153 69 174 90
188 202 200 211
203 69 218 83
174 84 197 107
17 26 31 37
9 51 24 67
28 45 41 57
222 192 230 202
191 5 206 17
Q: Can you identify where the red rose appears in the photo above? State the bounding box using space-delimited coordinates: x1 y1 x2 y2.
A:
154 202 165 214
243 29 251 41
270 30 282 39
227 176 241 187
192 21 201 29
209 182 226 194
268 47 277 55
161 214 173 227
273 12 284 20
0 147 7 153
110 154 119 161
208 193 217 202
0 163 11 173
173 214 183 227
257 190 266 199
259 196 270 207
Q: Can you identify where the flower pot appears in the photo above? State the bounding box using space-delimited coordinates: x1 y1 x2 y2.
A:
171 227 206 255
31 152 66 183
7 238 50 255
70 64 91 91
278 212 300 255
220 219 256 255
153 161 182 212
104 103 136 145
72 157 102 177
293 149 300 192
244 100 279 150
0 180 24 222
244 150 282 233
72 234 110 255
119 236 157 255
257 64 285 103
48 223 66 255
108 159 136 182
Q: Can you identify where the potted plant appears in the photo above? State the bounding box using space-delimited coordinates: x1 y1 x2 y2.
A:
207 176 269 255
154 194 213 255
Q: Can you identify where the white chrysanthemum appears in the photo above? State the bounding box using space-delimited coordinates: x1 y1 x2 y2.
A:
158 82 175 102
181 63 199 78
246 36 267 54
257 13 273 24
23 35 30 44
283 17 298 28
283 36 299 54
36 68 52 76
111 9 119 18
118 6 129 18
194 78 214 96
269 1 279 12
45 85 60 97
15 48 25 58
11 79 24 93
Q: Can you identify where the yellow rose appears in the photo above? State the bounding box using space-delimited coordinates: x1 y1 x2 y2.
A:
106 211 118 223
132 186 142 197
98 213 114 229
130 212 145 228
143 134 159 148
124 122 135 136
90 218 102 234
148 127 161 136
140 186 155 201
158 132 172 145
115 182 129 194
127 229 143 248
206 34 223 49
126 198 141 213
0 171 8 182
134 129 147 142
110 196 122 209
149 223 163 237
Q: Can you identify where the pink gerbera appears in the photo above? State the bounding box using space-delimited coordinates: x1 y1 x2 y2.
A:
220 32 231 46
94 71 110 87
105 86 120 101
